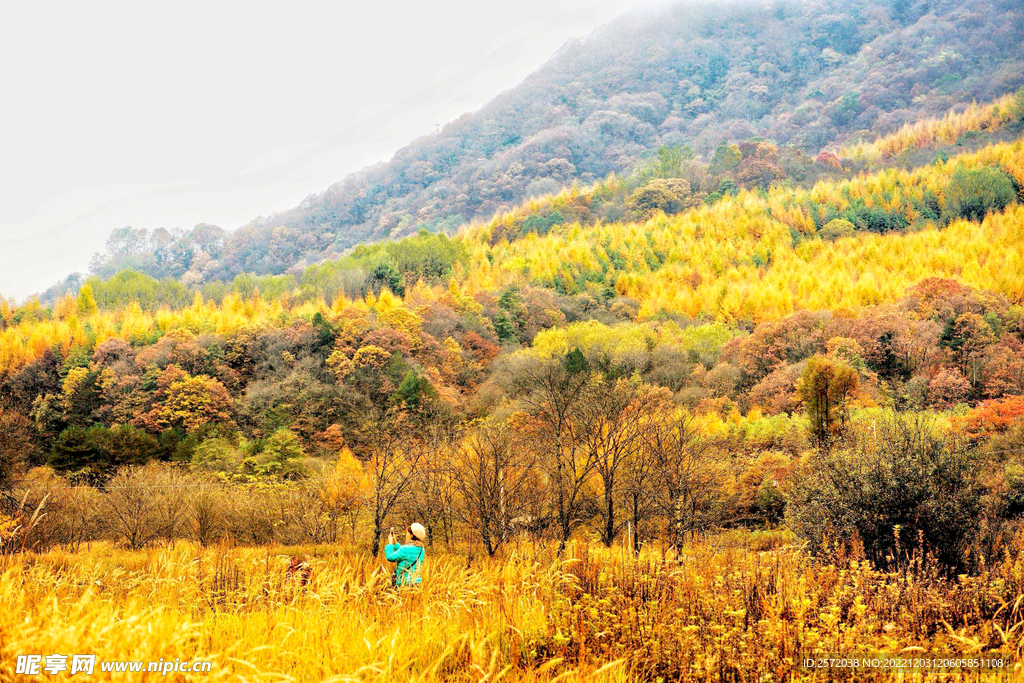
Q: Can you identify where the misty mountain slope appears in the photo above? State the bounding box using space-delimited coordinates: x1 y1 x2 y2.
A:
92 0 1024 285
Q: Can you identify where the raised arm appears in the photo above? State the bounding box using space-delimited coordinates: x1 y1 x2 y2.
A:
385 544 422 562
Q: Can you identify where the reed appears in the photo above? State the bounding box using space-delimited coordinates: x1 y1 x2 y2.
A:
3 536 1024 681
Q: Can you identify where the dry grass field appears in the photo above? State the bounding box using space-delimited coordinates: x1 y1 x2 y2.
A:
4 532 1024 682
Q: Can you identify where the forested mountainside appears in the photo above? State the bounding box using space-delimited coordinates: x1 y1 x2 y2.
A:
479 92 1024 245
79 0 1024 289
4 96 1024 485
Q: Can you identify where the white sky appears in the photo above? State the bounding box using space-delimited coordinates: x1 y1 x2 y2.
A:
0 0 643 301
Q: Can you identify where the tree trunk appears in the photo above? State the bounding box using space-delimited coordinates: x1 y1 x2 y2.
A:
673 497 685 561
631 495 642 555
555 447 569 555
603 486 615 547
558 528 569 555
371 515 383 557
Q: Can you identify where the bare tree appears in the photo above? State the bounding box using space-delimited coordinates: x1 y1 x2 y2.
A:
104 466 162 550
59 485 102 551
289 482 332 544
364 408 425 556
290 461 363 545
229 486 276 545
149 464 190 543
405 418 461 547
504 351 596 553
644 409 726 558
11 467 101 552
581 379 668 546
186 473 227 547
620 433 659 554
453 419 535 556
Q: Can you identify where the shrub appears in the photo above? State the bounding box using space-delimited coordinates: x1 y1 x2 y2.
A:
242 428 306 479
944 166 1016 223
625 178 694 219
788 414 983 569
843 203 909 234
956 396 1024 440
819 218 856 240
49 425 156 476
927 367 971 408
191 436 243 474
735 158 785 190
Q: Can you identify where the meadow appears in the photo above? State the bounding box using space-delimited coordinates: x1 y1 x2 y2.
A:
4 533 1024 682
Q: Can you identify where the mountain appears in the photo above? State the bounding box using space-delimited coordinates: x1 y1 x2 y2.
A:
84 0 1024 288
5 99 1024 442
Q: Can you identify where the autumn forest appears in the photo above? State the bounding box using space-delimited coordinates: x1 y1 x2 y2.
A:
5 1 1024 680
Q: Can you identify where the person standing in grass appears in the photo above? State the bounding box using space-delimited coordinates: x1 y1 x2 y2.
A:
385 523 426 587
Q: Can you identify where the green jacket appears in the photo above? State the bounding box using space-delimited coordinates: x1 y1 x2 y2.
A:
384 543 424 586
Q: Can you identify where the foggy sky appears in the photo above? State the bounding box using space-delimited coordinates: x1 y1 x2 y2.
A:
0 0 643 301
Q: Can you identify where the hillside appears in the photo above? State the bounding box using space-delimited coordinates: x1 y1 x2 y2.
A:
468 135 1024 322
476 90 1024 244
4 97 1024 461
81 0 1024 288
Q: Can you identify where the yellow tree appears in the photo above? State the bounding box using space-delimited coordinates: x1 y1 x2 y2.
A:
798 355 859 449
325 447 371 543
138 366 235 434
76 283 98 317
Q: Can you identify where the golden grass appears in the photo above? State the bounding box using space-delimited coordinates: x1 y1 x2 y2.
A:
3 536 1024 681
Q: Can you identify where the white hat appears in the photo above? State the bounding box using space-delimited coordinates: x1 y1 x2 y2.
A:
409 522 427 541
